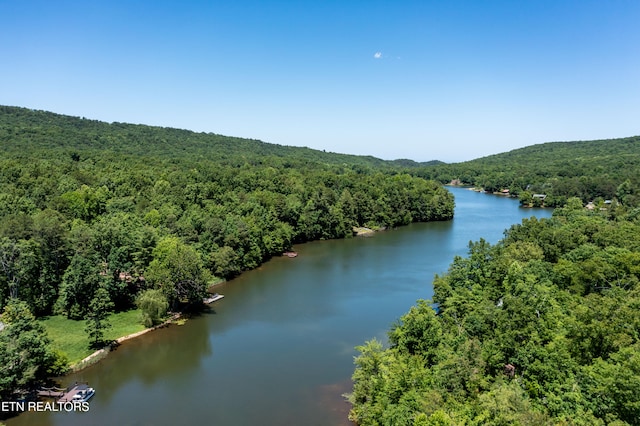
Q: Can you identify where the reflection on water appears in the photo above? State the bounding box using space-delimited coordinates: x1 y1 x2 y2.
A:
9 188 552 426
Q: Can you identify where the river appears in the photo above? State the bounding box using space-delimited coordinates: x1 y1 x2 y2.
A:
8 187 552 426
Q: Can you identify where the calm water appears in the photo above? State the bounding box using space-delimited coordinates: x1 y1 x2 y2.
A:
9 188 552 426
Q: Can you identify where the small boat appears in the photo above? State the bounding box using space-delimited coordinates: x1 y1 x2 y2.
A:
283 251 298 258
71 385 95 402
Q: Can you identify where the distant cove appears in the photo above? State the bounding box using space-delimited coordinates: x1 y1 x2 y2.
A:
9 187 552 426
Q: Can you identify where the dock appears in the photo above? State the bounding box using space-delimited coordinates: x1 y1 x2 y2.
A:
37 386 65 398
38 383 91 402
203 293 225 304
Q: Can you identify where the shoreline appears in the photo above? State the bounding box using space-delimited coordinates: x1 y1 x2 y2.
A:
64 279 235 374
68 312 182 373
58 217 442 376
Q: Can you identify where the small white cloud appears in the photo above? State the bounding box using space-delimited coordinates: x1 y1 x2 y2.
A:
373 52 382 59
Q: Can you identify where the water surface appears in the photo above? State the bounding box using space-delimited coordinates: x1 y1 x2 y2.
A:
9 188 552 426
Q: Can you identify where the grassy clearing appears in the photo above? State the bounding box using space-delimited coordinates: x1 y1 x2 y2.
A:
39 309 146 365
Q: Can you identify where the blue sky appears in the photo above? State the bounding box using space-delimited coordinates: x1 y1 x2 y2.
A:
1 1 639 162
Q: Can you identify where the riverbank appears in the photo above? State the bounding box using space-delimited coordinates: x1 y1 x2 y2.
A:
40 310 145 367
59 225 399 371
68 312 181 372
352 226 376 236
44 279 229 373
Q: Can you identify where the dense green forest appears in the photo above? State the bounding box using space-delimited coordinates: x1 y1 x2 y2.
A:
347 130 640 425
0 106 454 400
418 136 640 207
348 201 640 425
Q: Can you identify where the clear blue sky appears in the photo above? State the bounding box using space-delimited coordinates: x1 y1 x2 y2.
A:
1 1 639 162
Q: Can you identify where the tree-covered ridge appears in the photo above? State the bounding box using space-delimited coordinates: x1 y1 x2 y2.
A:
419 136 640 207
0 105 454 399
0 105 398 168
348 203 640 425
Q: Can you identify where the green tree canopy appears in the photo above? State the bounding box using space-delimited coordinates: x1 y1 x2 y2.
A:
0 301 58 399
146 237 208 309
348 208 640 425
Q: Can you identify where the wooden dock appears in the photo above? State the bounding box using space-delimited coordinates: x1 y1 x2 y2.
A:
203 293 224 304
38 383 91 402
37 387 64 398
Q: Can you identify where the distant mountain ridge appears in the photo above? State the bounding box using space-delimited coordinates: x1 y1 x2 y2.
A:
420 135 640 207
0 105 442 168
4 105 637 208
465 136 640 165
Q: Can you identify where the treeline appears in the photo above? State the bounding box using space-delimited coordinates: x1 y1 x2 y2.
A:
348 201 640 425
417 136 640 207
0 107 453 314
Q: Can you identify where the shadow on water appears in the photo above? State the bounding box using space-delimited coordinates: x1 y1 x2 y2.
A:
77 317 212 397
313 378 355 424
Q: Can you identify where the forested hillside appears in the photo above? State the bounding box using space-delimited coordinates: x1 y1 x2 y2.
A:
0 106 453 399
0 106 399 168
418 136 640 207
348 201 640 425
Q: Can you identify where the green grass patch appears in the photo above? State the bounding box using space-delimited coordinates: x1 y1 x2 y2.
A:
39 309 146 365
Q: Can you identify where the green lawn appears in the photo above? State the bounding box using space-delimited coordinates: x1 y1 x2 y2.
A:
39 309 146 365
